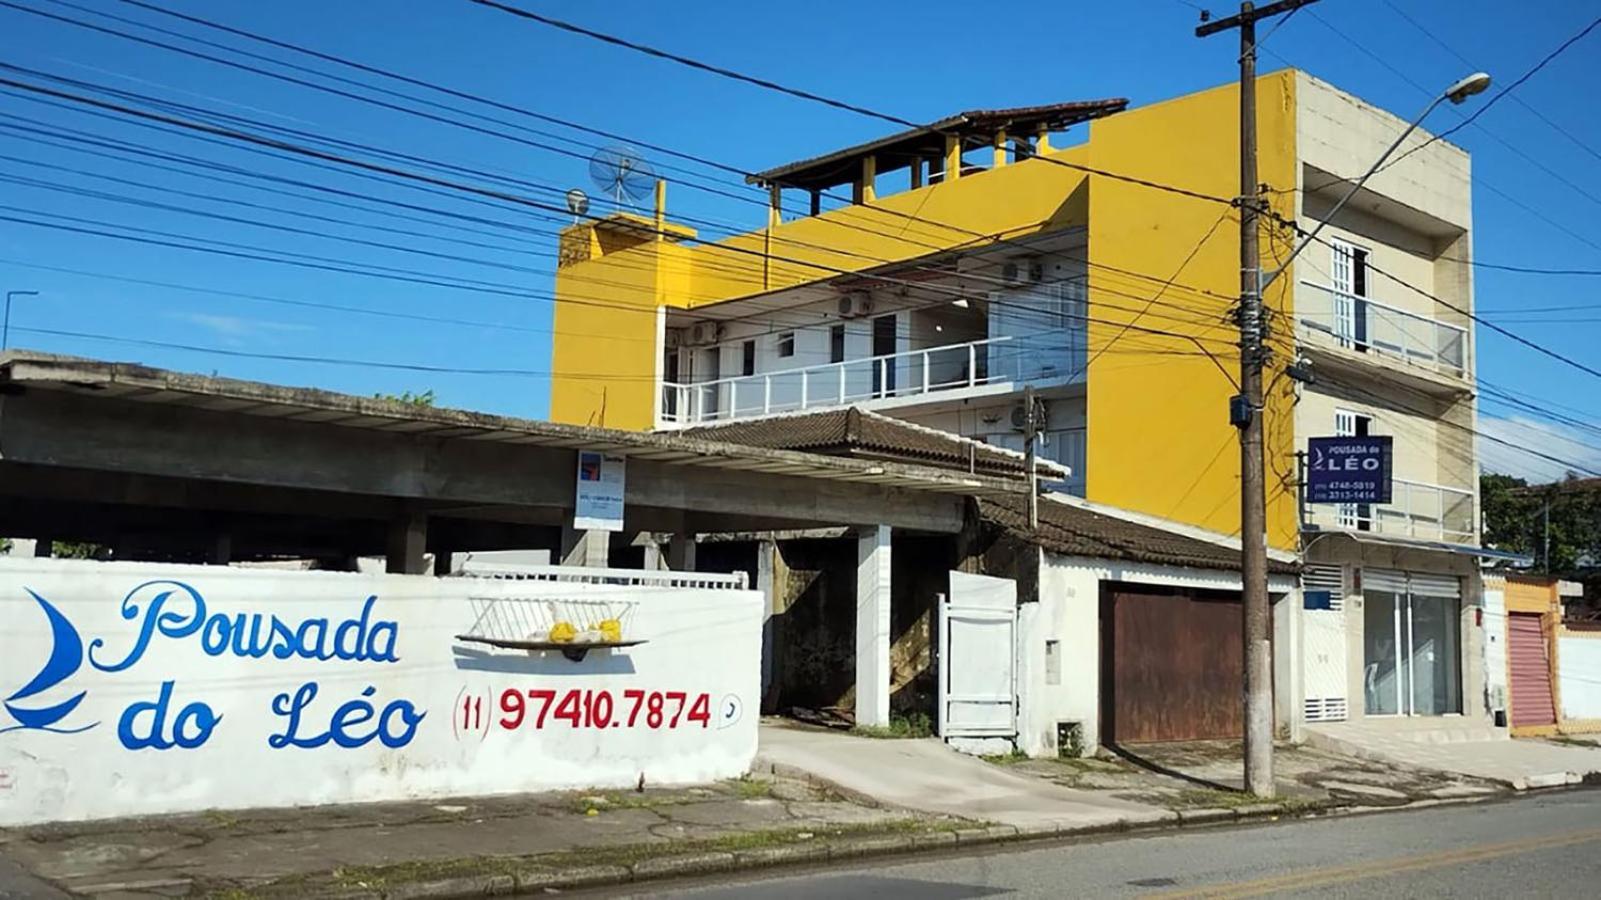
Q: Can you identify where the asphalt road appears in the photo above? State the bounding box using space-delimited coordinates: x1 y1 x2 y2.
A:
614 789 1601 899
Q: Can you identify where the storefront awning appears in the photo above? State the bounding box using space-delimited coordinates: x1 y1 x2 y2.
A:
1305 527 1534 565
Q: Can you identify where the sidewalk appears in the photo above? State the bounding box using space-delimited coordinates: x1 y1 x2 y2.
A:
1307 721 1601 789
755 721 1170 831
0 775 955 898
991 739 1506 815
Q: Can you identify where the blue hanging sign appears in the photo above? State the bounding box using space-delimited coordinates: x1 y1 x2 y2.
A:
1306 436 1393 504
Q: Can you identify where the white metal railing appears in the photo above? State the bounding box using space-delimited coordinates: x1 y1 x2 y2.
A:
659 336 1014 426
1297 281 1468 377
1305 476 1475 543
456 562 748 590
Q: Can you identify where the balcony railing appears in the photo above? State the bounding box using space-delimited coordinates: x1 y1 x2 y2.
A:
1304 477 1475 543
660 336 1013 426
1297 281 1468 377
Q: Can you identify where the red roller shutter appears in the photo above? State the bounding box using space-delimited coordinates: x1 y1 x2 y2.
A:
1508 613 1556 728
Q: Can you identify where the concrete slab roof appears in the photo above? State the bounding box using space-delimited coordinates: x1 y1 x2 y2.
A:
0 351 1030 505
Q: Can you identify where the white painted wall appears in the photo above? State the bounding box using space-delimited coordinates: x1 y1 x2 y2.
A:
1558 633 1601 723
1482 576 1508 720
1021 553 1298 757
0 558 761 826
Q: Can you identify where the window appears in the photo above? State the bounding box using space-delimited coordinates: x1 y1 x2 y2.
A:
741 340 756 376
1335 409 1375 531
829 324 846 363
1331 240 1371 352
776 332 795 358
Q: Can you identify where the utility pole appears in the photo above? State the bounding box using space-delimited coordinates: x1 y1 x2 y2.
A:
1023 384 1039 529
1197 0 1318 800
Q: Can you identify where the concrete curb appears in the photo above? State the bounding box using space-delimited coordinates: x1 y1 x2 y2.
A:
153 788 1534 899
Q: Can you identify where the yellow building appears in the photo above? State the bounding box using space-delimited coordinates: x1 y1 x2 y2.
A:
551 73 1488 730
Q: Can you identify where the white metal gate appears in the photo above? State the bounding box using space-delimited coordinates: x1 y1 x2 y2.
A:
938 571 1017 753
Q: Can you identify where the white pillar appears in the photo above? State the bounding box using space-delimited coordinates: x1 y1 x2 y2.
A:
560 527 610 568
856 524 892 727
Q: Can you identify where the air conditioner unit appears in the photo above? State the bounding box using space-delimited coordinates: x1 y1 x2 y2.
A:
837 292 874 318
1001 257 1043 286
664 327 685 350
689 321 722 345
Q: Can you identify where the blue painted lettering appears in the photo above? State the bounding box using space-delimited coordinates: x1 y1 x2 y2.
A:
117 680 221 750
87 581 402 670
268 682 425 750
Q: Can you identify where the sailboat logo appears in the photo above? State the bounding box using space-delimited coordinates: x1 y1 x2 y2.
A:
1 589 96 735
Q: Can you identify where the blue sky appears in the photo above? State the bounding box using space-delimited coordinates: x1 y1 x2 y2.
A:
1 0 1598 478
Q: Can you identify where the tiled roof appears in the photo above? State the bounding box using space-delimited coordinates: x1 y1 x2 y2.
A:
747 98 1129 191
679 408 1066 480
979 494 1299 575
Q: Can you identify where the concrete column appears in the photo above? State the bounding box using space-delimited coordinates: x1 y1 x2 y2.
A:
909 157 923 189
943 135 962 182
855 524 892 728
1035 126 1051 154
386 509 428 575
859 156 876 203
757 539 777 702
560 526 610 568
992 129 1008 168
434 549 455 577
767 183 781 229
665 534 697 571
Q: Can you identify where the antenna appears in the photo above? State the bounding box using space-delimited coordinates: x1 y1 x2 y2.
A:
565 188 590 223
588 145 656 211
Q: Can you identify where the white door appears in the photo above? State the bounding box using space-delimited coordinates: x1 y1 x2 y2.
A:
1330 240 1356 347
938 571 1017 753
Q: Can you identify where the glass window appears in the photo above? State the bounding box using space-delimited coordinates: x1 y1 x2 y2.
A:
776 332 795 358
829 324 846 363
741 340 756 376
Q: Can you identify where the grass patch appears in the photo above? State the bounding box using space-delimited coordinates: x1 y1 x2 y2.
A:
733 776 774 799
981 749 1031 765
850 712 933 739
1549 735 1600 748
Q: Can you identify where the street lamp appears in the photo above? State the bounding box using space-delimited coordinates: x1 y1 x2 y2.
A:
1261 71 1491 290
3 290 40 351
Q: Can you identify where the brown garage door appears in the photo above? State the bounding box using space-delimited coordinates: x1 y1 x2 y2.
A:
1102 584 1244 743
1508 612 1556 729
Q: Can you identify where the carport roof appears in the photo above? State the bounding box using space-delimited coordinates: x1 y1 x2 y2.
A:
0 352 1033 503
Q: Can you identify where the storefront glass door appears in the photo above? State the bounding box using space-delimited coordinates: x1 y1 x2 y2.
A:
1362 579 1461 717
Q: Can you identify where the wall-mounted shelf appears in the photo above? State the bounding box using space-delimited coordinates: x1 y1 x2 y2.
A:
454 634 648 662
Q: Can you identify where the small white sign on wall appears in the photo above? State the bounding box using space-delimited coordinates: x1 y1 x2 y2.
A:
574 451 626 532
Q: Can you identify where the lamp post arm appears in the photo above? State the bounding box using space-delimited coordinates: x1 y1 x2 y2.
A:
1260 92 1446 292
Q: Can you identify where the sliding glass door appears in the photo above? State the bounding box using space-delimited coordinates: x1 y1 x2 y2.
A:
1362 571 1462 717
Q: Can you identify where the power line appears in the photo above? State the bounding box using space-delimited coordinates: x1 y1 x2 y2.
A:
463 0 1238 208
0 72 1252 360
1376 0 1601 167
1276 215 1601 382
1379 12 1601 173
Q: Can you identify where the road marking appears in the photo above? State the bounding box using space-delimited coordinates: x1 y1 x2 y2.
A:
1145 827 1601 899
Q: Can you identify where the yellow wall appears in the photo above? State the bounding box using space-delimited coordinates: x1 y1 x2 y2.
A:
549 232 694 430
548 72 1304 550
1084 70 1299 549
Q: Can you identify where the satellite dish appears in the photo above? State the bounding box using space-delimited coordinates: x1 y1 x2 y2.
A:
589 145 656 211
565 188 590 222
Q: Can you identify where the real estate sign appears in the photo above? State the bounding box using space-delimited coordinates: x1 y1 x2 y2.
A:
1306 435 1393 504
